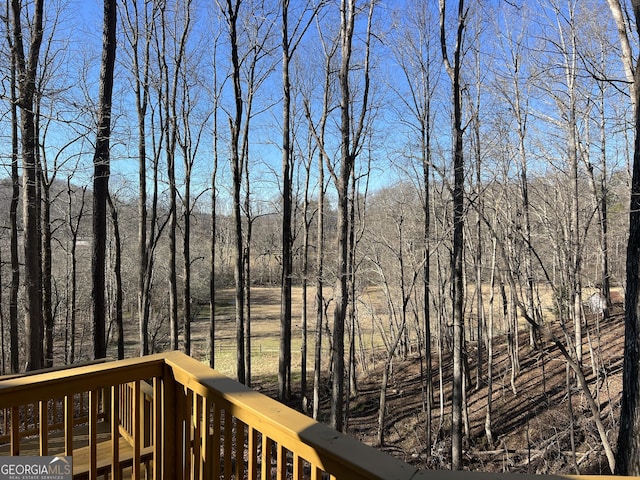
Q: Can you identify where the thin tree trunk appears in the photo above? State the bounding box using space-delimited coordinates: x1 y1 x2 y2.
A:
107 194 124 360
330 0 355 431
224 0 246 385
210 34 221 368
440 0 467 468
12 0 45 371
67 183 86 364
121 0 154 357
41 181 53 367
8 14 20 372
313 150 325 420
615 2 640 473
485 240 497 448
91 0 117 360
279 0 293 402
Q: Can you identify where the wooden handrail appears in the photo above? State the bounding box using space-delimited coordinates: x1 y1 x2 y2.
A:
163 351 425 479
0 355 165 479
0 358 110 382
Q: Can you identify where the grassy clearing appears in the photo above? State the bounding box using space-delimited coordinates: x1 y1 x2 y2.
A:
190 287 328 379
186 283 623 381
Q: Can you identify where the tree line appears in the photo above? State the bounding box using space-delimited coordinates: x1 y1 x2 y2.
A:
3 0 640 473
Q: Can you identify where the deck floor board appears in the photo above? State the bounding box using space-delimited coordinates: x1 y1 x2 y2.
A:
0 421 153 479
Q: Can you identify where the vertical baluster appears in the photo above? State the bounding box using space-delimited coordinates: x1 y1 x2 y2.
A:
39 400 48 456
192 393 202 480
292 453 303 480
261 436 273 480
247 427 258 480
161 373 177 479
174 383 185 479
126 383 132 436
153 377 162 480
10 406 19 455
276 444 287 480
64 395 73 456
223 410 232 479
310 465 322 480
200 397 212 480
211 404 221 478
133 380 141 480
111 384 121 480
234 419 245 480
89 389 99 480
183 388 193 480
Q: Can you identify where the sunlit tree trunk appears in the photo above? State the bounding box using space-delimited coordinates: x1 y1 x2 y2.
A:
91 0 117 361
439 0 467 468
107 193 124 359
279 0 294 402
223 0 246 384
12 0 45 370
120 0 154 356
66 182 86 364
612 0 640 473
8 11 20 372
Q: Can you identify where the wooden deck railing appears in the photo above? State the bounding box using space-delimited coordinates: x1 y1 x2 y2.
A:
0 351 626 480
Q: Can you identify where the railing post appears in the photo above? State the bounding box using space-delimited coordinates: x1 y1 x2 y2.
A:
161 364 178 479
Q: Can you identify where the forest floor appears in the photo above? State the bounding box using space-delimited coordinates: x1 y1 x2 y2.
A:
126 286 625 475
335 308 625 475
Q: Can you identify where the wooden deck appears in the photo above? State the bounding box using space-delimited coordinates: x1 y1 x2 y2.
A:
0 419 153 479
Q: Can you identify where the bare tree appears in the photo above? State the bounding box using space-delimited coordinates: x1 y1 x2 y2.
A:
65 180 86 364
209 19 224 368
328 0 374 433
107 192 124 359
278 0 320 403
390 0 439 452
364 186 423 447
120 0 157 356
11 0 45 371
279 0 294 402
301 18 338 418
220 0 246 383
609 0 640 474
178 58 208 357
439 0 468 468
91 0 117 360
152 0 192 351
5 1 20 373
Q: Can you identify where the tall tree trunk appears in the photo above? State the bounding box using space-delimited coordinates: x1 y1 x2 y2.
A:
107 194 124 360
224 0 246 384
440 0 467 468
309 31 333 420
330 0 373 433
615 2 640 473
91 0 117 360
330 0 355 432
209 33 221 368
121 0 154 356
8 12 20 372
279 0 293 401
485 240 497 447
67 183 86 364
41 181 54 367
12 0 45 371
301 147 312 409
313 147 326 421
182 175 192 356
